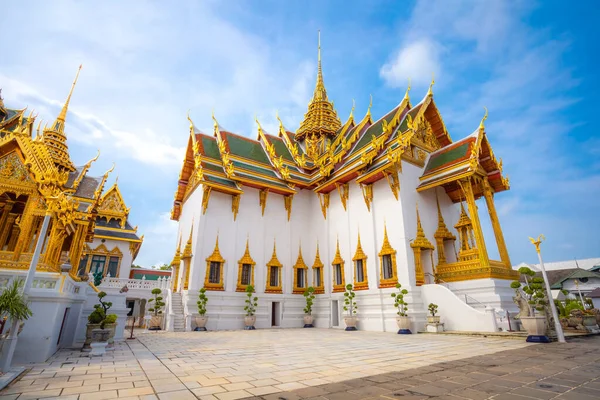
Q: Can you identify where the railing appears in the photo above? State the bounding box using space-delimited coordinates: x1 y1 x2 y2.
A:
0 271 82 295
98 275 172 291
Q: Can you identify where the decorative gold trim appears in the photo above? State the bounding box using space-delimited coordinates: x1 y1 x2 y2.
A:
410 203 434 286
292 243 309 294
335 183 349 210
482 178 511 268
232 194 240 221
433 192 456 267
352 233 368 290
182 224 193 290
360 183 373 211
331 238 346 293
265 240 283 293
284 195 293 221
236 237 256 292
312 242 324 294
378 223 398 288
204 234 225 291
170 236 182 292
259 188 269 216
201 185 212 215
384 170 400 200
317 192 329 219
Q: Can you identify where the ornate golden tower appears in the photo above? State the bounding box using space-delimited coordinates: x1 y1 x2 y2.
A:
43 65 81 172
296 32 341 159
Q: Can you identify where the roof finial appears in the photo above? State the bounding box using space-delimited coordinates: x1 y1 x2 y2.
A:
404 78 411 101
350 99 355 119
367 94 373 116
479 107 488 130
56 64 82 127
313 30 325 101
427 73 435 97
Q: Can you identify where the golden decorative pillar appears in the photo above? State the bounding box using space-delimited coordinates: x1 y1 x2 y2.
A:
0 201 15 241
0 213 16 249
410 204 434 286
6 223 20 251
170 238 182 292
12 195 37 260
482 178 511 268
460 178 490 266
433 194 456 266
182 227 193 290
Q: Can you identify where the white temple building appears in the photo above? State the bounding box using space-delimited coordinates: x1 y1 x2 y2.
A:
169 39 519 333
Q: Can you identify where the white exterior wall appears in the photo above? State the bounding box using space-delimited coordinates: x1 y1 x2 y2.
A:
175 156 513 333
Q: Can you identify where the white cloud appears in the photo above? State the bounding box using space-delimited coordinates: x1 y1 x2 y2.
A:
380 39 441 88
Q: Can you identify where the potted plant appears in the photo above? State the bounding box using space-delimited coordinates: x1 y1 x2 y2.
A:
0 280 33 349
195 288 208 331
511 267 549 342
391 283 410 334
427 303 440 323
303 287 316 328
243 285 258 330
148 288 165 330
343 284 358 331
88 291 115 355
83 291 118 350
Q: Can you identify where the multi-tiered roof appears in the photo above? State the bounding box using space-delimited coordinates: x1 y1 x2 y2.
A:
171 42 509 221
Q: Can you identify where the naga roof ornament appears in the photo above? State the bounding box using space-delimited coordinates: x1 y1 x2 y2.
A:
295 32 342 143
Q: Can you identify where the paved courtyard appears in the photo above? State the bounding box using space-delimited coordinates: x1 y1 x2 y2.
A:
1 329 599 400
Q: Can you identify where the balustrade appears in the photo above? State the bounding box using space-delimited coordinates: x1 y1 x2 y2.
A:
98 274 171 291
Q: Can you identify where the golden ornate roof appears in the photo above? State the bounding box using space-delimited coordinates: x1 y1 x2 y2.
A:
295 33 341 142
312 243 324 268
43 65 81 172
266 240 282 268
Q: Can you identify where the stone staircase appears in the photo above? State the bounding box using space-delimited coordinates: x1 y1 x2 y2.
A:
170 291 185 332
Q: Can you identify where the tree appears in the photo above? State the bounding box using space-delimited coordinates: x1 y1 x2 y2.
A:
131 264 143 269
158 264 172 271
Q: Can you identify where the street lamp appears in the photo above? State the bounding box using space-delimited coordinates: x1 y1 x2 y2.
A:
529 235 565 343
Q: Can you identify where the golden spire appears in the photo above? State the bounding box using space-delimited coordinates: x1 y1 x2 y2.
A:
296 31 342 142
479 107 488 130
207 234 225 262
332 237 344 265
412 202 434 249
434 192 456 241
312 242 324 268
44 65 81 172
182 225 193 259
404 79 411 101
294 242 307 269
171 235 182 266
267 239 282 267
54 64 82 133
350 99 355 119
367 94 373 117
352 231 367 261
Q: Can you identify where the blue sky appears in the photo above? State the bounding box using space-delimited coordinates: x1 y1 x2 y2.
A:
1 0 598 267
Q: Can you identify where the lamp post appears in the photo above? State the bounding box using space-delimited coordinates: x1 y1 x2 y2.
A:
574 279 585 308
529 235 565 343
0 211 52 372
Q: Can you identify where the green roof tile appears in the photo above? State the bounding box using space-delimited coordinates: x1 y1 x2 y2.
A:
201 136 220 159
270 137 294 162
352 106 399 154
232 160 278 178
424 141 471 174
226 133 271 165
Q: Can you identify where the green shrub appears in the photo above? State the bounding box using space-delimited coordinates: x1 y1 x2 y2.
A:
148 288 165 316
343 284 357 316
87 309 104 324
244 285 258 316
511 266 547 316
428 303 438 317
197 288 208 316
104 314 118 324
391 283 409 317
0 280 33 322
303 287 316 315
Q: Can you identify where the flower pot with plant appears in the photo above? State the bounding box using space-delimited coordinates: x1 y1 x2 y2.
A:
303 287 316 328
243 285 258 330
148 288 165 330
391 283 410 334
195 288 209 331
87 291 117 355
343 284 358 331
427 303 440 324
511 266 549 342
0 280 33 351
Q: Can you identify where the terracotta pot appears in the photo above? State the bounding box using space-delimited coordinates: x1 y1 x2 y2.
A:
427 316 441 324
195 316 208 331
303 315 314 328
344 316 358 331
244 315 256 330
149 315 163 330
396 316 411 334
521 316 548 342
583 316 598 327
91 328 111 343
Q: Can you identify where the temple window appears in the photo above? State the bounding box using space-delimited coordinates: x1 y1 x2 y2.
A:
378 224 398 288
90 255 106 275
352 233 368 290
107 256 120 277
292 245 308 294
312 244 325 294
78 254 89 276
331 238 346 293
265 241 283 293
204 235 225 291
237 239 255 292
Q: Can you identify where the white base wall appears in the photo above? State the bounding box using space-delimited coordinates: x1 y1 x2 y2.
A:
443 279 518 313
